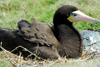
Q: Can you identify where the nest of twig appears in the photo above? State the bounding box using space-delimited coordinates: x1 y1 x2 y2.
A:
0 42 100 67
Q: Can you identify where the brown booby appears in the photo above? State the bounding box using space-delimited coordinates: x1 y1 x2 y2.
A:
0 5 100 59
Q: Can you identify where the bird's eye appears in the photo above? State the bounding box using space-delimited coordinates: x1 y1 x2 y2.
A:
70 13 74 15
73 13 77 16
70 13 77 16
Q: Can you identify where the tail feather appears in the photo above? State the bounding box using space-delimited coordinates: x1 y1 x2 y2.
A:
0 28 34 58
0 28 17 41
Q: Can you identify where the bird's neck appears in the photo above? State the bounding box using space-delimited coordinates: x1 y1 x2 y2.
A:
54 23 81 41
53 22 83 57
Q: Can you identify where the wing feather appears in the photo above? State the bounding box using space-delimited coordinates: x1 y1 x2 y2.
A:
17 18 58 46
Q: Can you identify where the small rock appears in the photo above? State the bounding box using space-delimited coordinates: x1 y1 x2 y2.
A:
80 30 100 52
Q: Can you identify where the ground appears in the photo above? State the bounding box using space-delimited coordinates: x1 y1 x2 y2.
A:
0 0 100 67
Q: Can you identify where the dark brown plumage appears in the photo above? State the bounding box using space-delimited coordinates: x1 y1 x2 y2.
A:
1 5 94 59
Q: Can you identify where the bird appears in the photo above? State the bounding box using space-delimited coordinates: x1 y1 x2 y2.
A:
0 5 100 59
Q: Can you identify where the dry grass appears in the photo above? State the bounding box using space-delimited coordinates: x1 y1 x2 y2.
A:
0 42 100 67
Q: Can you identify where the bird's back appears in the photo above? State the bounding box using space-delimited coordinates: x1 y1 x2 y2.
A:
18 18 59 47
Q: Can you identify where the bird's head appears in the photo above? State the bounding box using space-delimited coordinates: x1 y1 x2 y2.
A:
53 5 100 24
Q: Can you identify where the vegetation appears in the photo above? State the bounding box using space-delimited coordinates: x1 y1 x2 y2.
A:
0 0 100 30
0 59 14 67
0 0 100 67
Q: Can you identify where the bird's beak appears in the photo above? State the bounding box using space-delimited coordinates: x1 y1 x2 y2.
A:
67 10 100 23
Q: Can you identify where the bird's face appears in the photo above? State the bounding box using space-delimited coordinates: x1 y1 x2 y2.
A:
67 9 100 23
54 5 100 24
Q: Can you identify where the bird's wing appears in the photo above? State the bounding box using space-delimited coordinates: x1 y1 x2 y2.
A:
17 18 58 46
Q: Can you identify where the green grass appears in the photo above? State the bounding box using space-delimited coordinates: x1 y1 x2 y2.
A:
0 0 100 30
0 59 14 67
0 0 100 67
50 59 100 67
